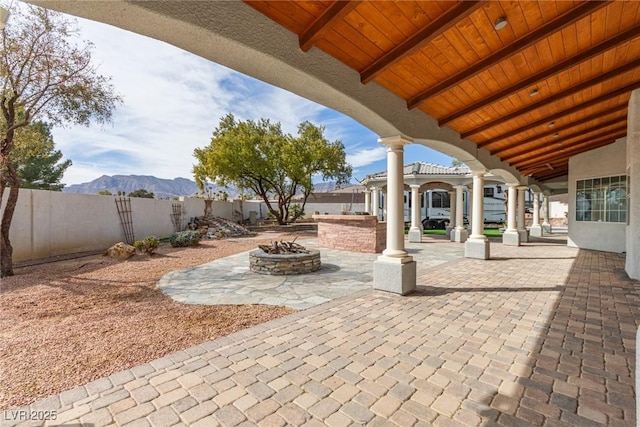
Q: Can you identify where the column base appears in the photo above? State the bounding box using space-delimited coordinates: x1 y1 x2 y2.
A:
373 255 416 295
518 229 529 243
465 237 490 259
542 222 552 234
502 230 521 246
453 228 468 243
445 226 453 240
529 224 542 237
408 228 422 243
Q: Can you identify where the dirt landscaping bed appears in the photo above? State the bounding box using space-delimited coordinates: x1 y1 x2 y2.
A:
0 233 304 411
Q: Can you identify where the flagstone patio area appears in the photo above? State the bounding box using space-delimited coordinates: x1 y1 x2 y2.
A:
3 234 638 427
156 238 464 310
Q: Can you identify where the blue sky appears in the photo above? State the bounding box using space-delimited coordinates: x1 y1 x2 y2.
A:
52 13 454 185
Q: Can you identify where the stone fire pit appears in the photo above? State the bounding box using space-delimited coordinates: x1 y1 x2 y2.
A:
249 240 321 275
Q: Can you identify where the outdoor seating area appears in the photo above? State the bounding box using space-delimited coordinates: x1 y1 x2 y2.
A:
4 233 637 426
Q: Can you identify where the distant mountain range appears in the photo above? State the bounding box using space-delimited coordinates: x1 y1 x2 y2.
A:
63 175 351 199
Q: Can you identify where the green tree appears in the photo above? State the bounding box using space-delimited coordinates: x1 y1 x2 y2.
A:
194 114 352 224
128 189 154 198
0 4 121 276
10 121 71 190
97 189 112 195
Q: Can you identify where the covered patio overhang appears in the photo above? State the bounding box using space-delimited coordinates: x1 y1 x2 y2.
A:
28 0 640 284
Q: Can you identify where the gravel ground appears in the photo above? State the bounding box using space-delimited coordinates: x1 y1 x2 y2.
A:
0 233 304 411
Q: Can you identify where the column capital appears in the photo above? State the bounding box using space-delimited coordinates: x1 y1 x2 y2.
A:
378 135 413 148
409 184 421 190
516 185 528 191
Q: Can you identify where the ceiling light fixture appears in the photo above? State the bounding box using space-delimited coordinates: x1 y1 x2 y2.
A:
548 121 555 127
494 16 508 30
553 132 559 137
529 88 539 97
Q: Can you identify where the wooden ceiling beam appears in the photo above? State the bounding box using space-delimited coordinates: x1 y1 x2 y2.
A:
490 113 627 155
521 164 561 176
513 130 626 168
406 1 610 110
533 168 570 182
299 1 360 52
512 133 626 169
461 59 640 140
477 103 628 149
439 24 640 127
509 128 627 166
497 117 627 160
360 1 485 84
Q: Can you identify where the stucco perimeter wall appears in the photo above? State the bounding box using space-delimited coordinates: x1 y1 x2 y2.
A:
567 139 627 253
314 214 386 253
2 189 230 262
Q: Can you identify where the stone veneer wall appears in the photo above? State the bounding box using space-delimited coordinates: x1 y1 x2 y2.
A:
249 250 321 275
314 214 386 253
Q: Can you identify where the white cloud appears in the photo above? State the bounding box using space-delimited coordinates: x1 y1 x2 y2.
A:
45 12 448 186
346 146 387 168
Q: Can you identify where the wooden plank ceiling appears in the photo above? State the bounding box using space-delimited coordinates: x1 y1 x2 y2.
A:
245 0 640 183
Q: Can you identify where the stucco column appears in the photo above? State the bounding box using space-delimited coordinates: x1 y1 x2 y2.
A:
418 192 424 232
626 89 640 280
381 191 386 221
503 184 521 246
465 172 490 259
408 185 422 243
517 186 528 243
371 188 379 220
542 194 551 234
530 191 542 237
364 189 371 214
453 185 468 243
467 187 473 229
446 190 456 240
373 136 416 295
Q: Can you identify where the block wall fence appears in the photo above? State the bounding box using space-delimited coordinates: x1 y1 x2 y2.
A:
1 189 232 262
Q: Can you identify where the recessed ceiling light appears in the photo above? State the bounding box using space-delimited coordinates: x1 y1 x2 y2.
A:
494 16 508 30
529 88 539 97
553 132 559 137
548 121 555 127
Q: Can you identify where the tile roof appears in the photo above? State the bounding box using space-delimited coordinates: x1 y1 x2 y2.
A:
366 162 470 180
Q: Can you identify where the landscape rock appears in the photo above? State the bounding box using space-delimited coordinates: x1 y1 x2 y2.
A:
189 216 252 239
104 242 136 259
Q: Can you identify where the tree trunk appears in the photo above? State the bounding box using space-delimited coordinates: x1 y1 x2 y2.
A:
0 166 19 277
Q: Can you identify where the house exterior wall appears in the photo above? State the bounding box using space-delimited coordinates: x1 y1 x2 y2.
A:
626 90 640 279
567 139 627 253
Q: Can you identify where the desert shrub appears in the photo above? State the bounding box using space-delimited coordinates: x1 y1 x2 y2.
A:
170 230 201 247
133 236 160 255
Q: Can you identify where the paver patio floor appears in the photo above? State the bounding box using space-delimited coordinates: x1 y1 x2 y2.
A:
3 234 638 427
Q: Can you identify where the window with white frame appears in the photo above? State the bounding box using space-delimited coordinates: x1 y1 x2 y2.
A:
576 175 627 223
